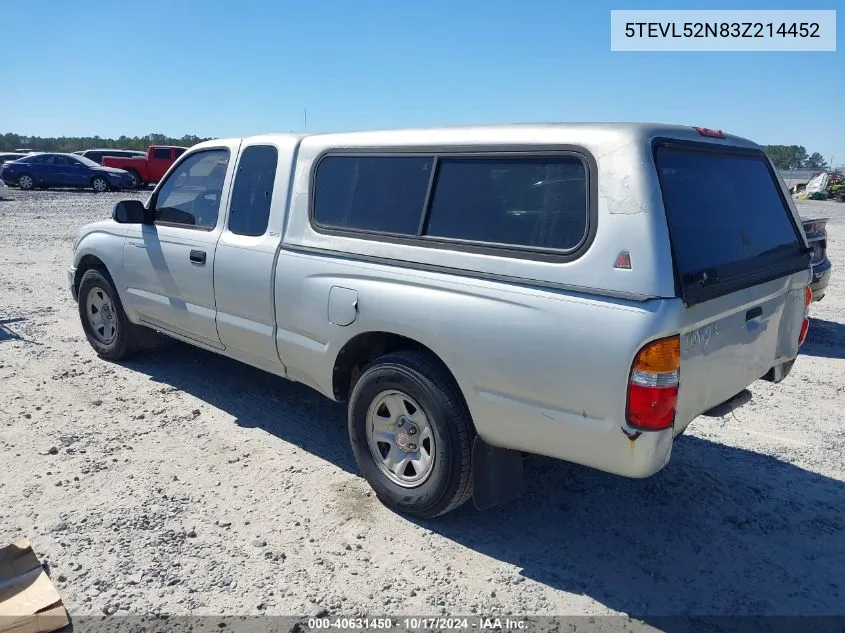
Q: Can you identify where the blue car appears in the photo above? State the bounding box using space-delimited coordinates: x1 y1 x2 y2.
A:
0 152 134 192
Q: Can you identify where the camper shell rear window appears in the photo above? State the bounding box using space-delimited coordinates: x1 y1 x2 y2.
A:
654 141 808 305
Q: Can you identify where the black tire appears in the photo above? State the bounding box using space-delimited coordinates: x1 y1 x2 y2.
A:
91 176 110 193
127 170 143 189
348 350 475 518
18 173 34 190
77 268 151 361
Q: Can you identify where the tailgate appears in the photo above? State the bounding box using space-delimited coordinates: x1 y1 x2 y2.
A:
653 141 811 428
674 274 807 429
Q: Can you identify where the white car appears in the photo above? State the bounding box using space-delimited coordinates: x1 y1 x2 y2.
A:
0 180 11 200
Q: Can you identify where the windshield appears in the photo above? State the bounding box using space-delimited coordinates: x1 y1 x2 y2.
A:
74 155 101 167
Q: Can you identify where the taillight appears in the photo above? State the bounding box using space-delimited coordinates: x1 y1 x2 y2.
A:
626 335 680 431
694 127 726 138
799 319 810 346
798 285 812 346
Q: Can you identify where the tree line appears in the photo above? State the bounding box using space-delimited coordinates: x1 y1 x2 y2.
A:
0 132 212 153
763 145 832 171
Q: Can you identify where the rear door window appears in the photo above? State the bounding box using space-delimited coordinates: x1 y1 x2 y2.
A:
153 148 172 160
655 144 806 304
228 145 278 237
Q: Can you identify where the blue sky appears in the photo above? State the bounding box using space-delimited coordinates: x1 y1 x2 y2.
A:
7 0 843 162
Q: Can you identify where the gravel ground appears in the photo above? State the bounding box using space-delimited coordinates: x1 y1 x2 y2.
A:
0 189 843 622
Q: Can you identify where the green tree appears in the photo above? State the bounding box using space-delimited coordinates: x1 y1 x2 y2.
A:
0 132 213 152
804 152 828 170
764 145 809 170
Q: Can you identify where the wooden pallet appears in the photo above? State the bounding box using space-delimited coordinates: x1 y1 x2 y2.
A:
0 539 68 633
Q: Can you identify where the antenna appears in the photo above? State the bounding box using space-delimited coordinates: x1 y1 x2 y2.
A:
304 108 308 131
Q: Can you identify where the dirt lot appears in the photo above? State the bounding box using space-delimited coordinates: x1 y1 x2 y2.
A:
0 189 843 620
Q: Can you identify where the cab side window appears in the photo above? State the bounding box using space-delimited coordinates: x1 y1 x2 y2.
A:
153 149 229 230
227 145 278 237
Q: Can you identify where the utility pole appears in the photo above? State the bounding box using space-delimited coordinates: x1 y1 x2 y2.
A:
304 108 308 132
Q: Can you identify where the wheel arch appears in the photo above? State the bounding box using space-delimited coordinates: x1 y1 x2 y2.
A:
74 254 113 292
332 331 464 405
73 254 131 317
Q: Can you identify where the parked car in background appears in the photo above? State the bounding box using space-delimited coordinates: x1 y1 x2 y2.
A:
14 148 37 153
801 217 831 301
68 123 814 518
1 152 134 192
0 152 29 163
102 145 187 188
73 148 146 165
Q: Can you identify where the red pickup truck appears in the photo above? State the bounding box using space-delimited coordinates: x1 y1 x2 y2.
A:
102 145 187 188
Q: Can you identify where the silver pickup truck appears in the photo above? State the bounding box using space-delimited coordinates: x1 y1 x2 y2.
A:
68 123 814 517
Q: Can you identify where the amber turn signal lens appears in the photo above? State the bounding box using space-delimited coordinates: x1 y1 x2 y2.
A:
633 336 681 374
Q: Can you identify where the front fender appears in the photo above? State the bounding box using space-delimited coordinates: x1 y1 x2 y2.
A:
72 222 132 314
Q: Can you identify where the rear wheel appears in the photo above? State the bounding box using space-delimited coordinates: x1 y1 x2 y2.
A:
18 174 34 190
78 268 151 361
348 350 475 518
91 176 109 193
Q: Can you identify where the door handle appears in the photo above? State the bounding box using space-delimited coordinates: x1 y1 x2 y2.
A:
189 250 206 265
746 306 763 321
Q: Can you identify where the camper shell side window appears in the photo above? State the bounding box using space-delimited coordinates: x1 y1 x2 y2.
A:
309 149 598 263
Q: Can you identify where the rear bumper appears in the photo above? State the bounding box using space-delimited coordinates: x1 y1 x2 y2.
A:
761 358 796 383
68 266 78 303
471 394 674 479
105 175 134 189
811 258 831 301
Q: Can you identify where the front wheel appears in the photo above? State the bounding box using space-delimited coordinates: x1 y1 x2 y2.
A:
127 170 143 189
78 268 149 360
18 173 34 190
348 350 475 518
91 176 109 192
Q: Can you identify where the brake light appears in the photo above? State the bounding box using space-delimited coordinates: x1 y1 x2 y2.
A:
798 285 812 346
694 127 726 138
626 335 680 431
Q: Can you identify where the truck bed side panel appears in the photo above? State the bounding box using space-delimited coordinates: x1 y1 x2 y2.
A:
273 249 680 477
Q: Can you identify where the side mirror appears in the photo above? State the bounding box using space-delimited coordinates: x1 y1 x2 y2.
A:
112 199 150 224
